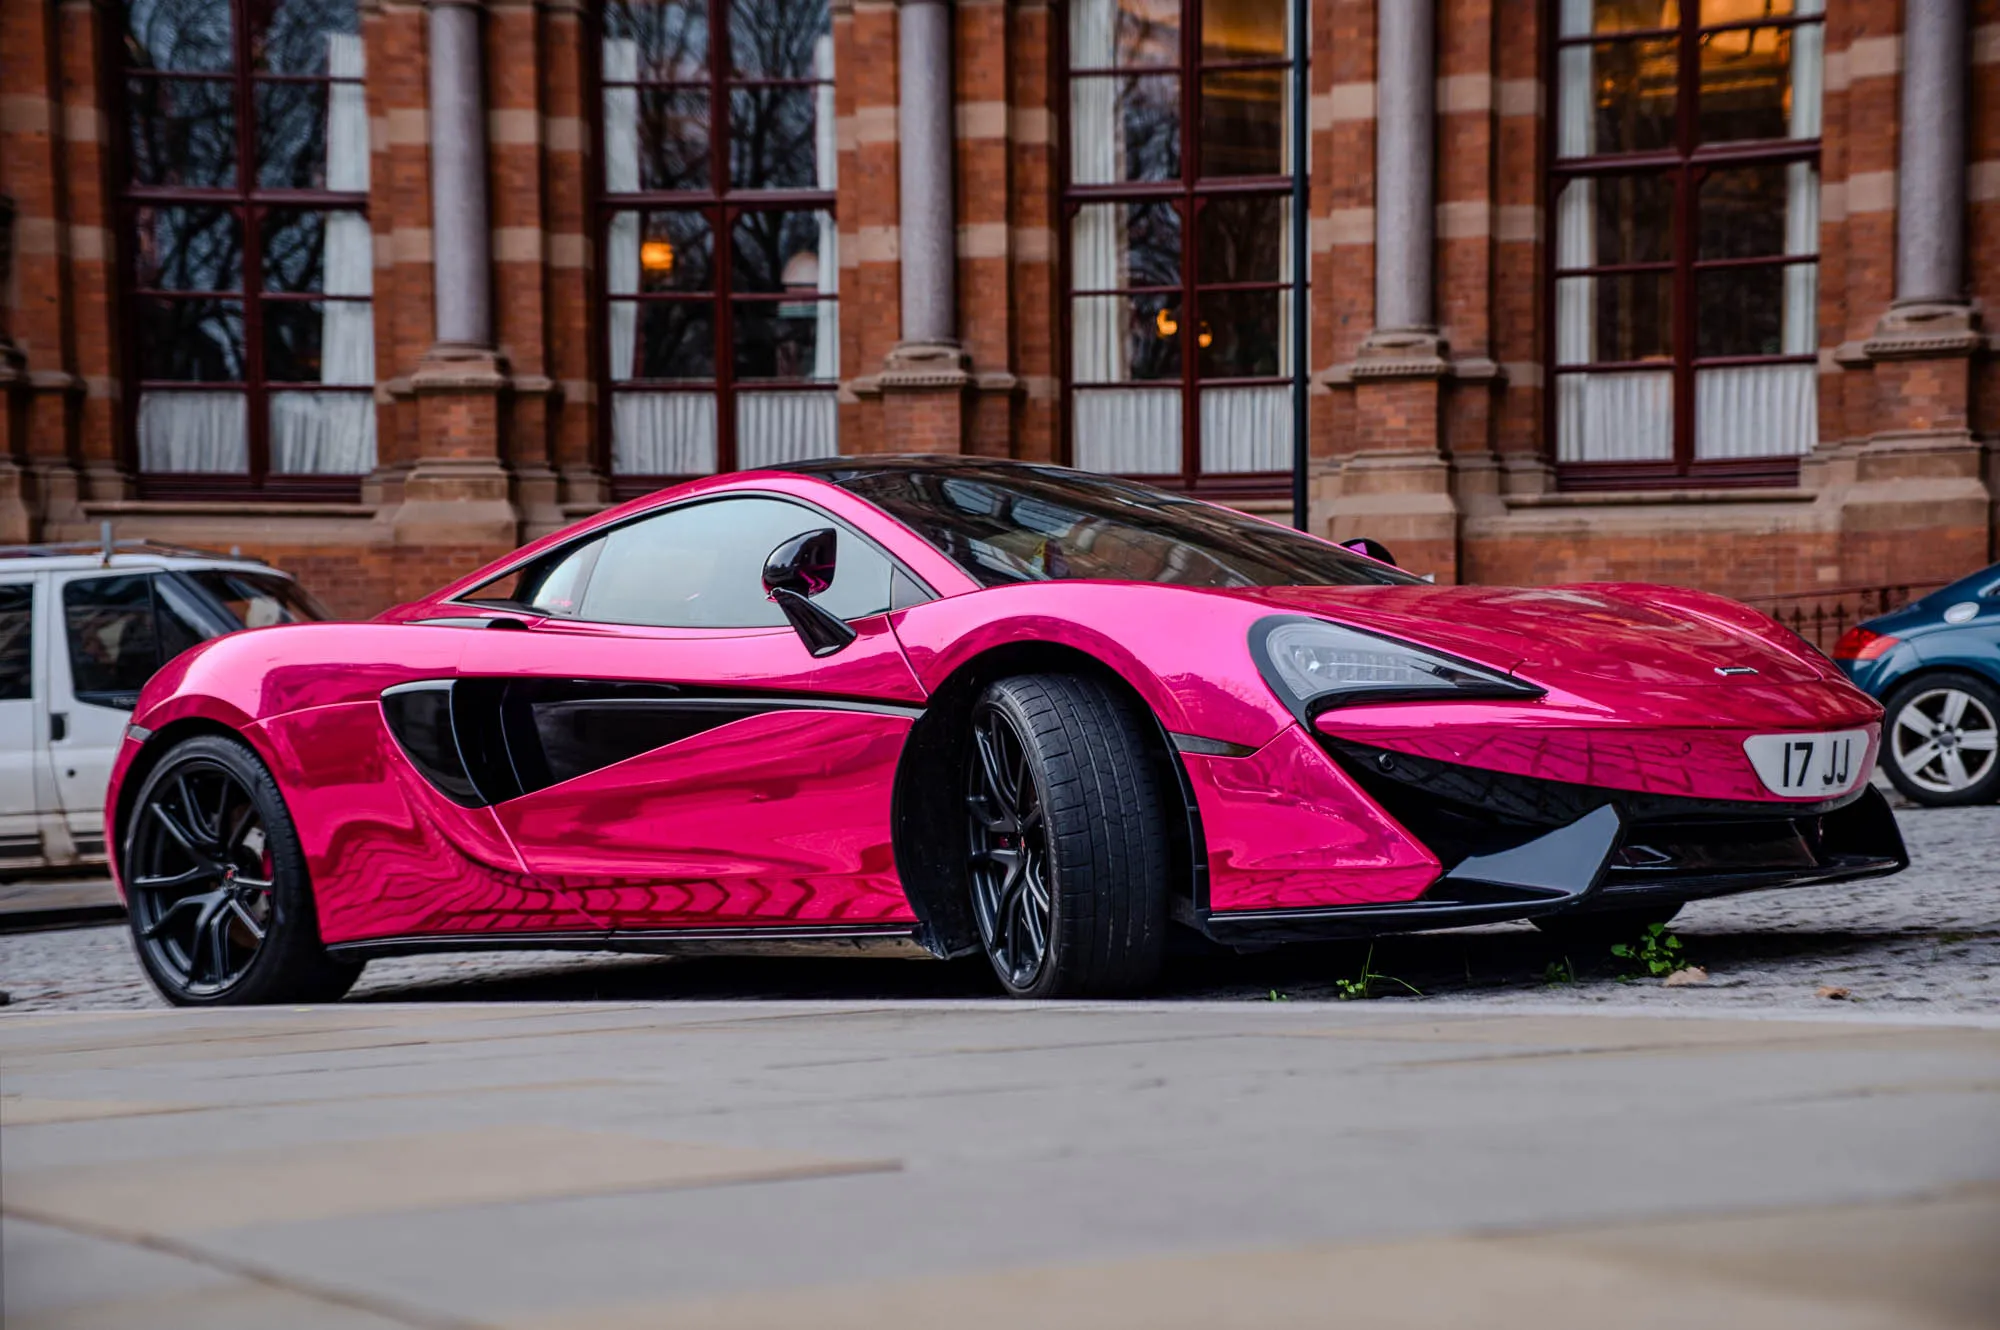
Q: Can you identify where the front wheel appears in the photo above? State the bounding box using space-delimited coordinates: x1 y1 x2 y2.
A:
1881 673 2000 806
124 734 362 1006
964 674 1169 998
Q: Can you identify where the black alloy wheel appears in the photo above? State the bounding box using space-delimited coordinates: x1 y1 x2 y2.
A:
962 674 1169 998
125 735 360 1006
966 701 1054 990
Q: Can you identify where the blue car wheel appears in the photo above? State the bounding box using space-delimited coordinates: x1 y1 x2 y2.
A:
1881 671 2000 806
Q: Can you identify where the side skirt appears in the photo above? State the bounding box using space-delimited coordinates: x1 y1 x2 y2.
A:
325 923 938 963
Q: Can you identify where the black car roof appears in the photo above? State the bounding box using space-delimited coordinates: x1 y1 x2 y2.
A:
778 455 1068 479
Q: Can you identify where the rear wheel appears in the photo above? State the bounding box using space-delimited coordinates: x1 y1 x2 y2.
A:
124 735 361 1006
1532 903 1683 950
1881 673 2000 806
964 674 1168 997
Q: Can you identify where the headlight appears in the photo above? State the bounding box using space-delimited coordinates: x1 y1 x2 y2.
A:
1251 615 1543 720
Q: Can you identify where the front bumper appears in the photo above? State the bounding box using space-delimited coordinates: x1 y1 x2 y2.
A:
1201 736 1907 946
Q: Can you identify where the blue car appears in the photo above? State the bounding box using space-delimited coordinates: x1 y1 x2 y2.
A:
1835 563 2000 805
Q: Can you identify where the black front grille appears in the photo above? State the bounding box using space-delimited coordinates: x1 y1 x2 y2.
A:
1318 736 1904 896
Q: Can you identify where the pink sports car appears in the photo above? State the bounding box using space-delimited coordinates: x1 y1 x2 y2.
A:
107 459 1906 1004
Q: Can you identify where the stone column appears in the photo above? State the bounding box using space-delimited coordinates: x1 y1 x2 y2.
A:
896 0 955 346
398 0 518 560
1371 0 1434 338
427 0 493 351
876 0 970 452
1894 0 1967 309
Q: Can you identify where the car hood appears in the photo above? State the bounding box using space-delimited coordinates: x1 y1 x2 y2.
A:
1229 583 1828 690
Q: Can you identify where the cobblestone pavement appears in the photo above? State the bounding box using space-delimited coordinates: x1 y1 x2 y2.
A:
5 797 1996 1015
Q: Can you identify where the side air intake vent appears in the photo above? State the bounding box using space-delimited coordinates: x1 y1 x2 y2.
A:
380 681 483 807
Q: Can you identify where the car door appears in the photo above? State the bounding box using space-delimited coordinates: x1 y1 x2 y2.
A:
47 569 209 854
0 573 56 870
461 494 931 931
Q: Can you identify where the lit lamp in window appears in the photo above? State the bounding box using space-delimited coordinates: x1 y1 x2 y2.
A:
1155 308 1179 338
779 249 820 320
640 238 675 276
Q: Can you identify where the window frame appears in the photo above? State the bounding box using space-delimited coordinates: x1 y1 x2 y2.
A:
1056 0 1299 499
112 0 373 500
591 0 839 500
1543 2 1824 491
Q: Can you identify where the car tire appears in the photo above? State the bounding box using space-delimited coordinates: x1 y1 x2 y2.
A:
123 734 362 1006
963 673 1169 998
1532 903 1683 950
1880 672 2000 807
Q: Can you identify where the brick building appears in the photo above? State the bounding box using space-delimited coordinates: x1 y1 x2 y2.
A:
0 0 1994 619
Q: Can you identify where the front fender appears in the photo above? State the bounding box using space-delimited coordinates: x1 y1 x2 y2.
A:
889 583 1294 749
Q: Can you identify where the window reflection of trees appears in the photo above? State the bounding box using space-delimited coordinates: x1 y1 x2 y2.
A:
121 0 373 484
601 0 837 479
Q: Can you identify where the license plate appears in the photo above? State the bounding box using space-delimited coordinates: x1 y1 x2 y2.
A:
1743 730 1870 798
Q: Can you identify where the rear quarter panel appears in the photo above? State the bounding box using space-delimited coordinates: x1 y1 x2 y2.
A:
110 622 544 936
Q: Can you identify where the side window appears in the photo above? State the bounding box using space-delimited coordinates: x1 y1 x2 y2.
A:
578 497 895 629
457 539 603 617
526 540 604 617
63 576 162 703
0 583 31 701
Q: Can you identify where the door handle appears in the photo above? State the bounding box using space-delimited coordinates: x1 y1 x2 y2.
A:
50 711 67 743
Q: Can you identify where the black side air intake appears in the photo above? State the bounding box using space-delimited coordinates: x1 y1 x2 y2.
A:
380 680 484 807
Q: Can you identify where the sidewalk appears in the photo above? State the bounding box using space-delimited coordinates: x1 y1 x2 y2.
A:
4 1002 1996 1329
0 878 123 934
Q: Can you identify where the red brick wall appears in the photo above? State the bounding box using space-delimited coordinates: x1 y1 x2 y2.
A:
2 0 1991 619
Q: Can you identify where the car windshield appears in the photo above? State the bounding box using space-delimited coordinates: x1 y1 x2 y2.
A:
802 464 1422 589
183 570 331 628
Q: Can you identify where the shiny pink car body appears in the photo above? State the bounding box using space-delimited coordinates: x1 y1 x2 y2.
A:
106 461 1906 963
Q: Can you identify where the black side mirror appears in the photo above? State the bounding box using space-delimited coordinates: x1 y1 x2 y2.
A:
763 528 857 658
1340 537 1397 567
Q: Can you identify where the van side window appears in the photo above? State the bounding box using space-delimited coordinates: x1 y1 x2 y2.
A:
0 583 31 701
63 576 162 704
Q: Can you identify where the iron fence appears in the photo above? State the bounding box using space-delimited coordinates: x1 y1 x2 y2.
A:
1740 583 1945 654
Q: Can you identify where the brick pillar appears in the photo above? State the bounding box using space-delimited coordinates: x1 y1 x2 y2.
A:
1487 0 1549 509
0 191 26 541
57 0 122 509
541 0 603 514
837 0 903 452
395 0 519 571
1007 0 1058 462
0 3 39 539
487 0 565 538
956 0 1021 459
2 0 88 537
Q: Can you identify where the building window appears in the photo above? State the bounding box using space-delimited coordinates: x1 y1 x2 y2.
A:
119 0 376 494
1550 0 1823 486
1063 0 1296 492
599 0 838 486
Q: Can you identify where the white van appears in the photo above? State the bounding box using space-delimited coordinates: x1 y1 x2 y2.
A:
0 541 330 875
